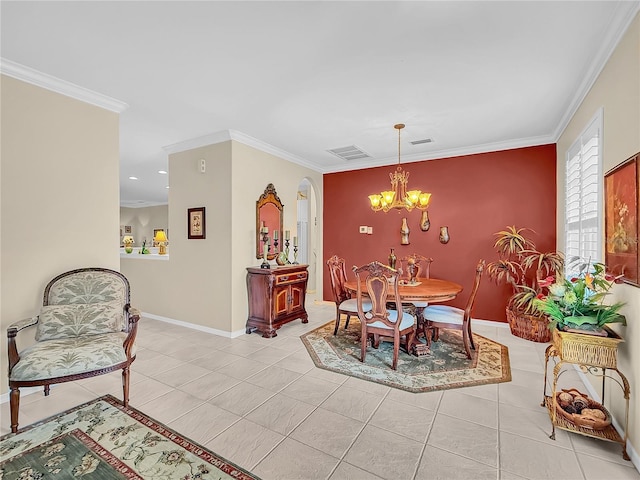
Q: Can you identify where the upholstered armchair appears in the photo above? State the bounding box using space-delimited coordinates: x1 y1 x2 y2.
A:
7 267 140 433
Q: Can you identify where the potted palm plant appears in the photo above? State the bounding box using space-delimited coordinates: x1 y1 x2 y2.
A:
486 226 564 342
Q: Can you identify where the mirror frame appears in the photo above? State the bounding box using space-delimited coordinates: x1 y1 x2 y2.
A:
256 183 284 260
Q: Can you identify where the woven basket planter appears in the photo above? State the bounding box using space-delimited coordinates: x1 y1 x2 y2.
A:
506 307 551 342
552 326 623 369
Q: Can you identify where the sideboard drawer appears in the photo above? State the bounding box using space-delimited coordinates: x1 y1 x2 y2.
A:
276 271 308 285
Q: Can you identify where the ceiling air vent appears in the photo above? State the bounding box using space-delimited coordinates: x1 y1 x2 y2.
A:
410 138 433 145
327 145 371 161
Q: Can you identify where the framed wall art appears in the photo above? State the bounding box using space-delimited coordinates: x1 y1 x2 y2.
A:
604 152 639 286
187 207 206 239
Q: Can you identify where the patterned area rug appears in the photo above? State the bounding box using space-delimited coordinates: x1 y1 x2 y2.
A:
301 320 511 393
0 395 258 480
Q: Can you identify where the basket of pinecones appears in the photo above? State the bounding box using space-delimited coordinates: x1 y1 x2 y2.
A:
555 388 612 430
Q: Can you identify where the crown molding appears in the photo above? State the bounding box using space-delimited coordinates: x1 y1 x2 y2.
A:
227 130 321 171
552 1 640 141
163 128 322 172
162 130 232 154
323 134 555 174
0 58 128 113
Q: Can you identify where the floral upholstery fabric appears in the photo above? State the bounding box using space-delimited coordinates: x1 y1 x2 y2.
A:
47 271 127 329
35 302 123 341
10 333 136 382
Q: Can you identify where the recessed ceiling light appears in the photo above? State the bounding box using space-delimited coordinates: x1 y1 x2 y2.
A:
128 176 138 180
165 186 170 189
158 170 167 174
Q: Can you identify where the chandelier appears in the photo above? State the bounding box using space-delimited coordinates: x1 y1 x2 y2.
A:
368 124 431 212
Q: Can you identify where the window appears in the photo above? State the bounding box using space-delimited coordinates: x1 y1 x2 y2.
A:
565 108 603 273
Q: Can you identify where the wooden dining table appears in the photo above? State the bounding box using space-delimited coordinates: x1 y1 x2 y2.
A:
344 277 463 354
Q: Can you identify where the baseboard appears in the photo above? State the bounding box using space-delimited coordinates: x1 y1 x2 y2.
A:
141 312 247 338
575 366 639 472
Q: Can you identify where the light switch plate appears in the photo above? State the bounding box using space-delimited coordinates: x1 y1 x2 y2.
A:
359 226 367 234
367 227 373 234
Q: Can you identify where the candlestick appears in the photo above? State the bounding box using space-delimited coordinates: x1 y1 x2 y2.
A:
292 244 299 264
284 239 291 264
285 230 290 240
260 235 270 269
273 230 278 240
293 236 298 247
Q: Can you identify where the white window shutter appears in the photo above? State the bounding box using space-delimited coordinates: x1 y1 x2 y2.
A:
564 109 603 274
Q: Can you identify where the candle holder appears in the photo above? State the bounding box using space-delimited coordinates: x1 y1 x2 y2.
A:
284 239 291 264
292 245 299 264
260 235 270 269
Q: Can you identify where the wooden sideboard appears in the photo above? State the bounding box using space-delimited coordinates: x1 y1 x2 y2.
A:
246 264 309 338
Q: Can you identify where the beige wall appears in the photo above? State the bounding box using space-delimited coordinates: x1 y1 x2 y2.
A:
0 75 120 396
230 141 323 333
120 138 323 335
557 13 640 457
120 205 169 247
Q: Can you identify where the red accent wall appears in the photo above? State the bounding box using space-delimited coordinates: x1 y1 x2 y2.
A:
323 144 557 322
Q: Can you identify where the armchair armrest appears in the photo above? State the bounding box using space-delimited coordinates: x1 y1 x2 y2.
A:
7 316 39 336
7 316 39 373
123 307 141 358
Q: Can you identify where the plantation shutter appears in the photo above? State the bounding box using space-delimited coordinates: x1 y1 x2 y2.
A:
565 110 603 273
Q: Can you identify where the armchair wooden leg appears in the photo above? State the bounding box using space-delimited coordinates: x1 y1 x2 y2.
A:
44 384 50 396
122 366 130 407
345 314 351 330
10 387 20 433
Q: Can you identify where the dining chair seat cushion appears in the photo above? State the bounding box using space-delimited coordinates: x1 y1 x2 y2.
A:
340 298 372 313
410 301 429 308
9 332 135 382
365 310 415 330
423 305 464 325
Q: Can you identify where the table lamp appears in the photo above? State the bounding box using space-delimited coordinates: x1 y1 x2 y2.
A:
154 230 168 255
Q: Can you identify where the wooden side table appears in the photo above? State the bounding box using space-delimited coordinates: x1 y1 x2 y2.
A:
246 265 309 338
541 326 630 460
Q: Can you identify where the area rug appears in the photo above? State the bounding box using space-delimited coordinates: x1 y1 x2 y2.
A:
0 395 258 480
301 320 511 393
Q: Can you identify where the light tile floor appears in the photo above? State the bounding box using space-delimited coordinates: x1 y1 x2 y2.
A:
2 297 639 480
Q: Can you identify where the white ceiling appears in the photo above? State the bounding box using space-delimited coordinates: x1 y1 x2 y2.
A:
2 1 638 207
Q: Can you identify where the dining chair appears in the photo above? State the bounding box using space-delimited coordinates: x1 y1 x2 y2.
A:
423 259 485 359
398 254 434 338
326 255 371 335
399 254 434 282
353 261 416 370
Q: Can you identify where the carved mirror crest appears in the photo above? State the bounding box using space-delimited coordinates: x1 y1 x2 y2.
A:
256 183 284 260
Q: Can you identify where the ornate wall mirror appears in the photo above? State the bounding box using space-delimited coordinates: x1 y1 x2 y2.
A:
256 183 284 260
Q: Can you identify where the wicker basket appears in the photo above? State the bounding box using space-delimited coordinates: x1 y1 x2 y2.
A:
555 388 612 430
506 307 551 342
552 326 623 369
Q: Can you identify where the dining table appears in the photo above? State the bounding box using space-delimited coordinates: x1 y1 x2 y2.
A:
344 277 463 354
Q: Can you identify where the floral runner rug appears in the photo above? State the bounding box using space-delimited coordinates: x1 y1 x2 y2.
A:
301 320 511 393
0 395 259 480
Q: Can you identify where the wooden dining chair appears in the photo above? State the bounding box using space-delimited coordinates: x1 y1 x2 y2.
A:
398 254 434 339
326 255 372 335
399 254 434 282
423 259 485 359
353 261 416 370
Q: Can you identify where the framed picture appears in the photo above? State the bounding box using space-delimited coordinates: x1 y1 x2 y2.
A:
187 207 206 239
604 152 639 286
124 225 132 234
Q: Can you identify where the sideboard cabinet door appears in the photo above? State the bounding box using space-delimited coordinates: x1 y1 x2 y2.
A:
246 265 309 338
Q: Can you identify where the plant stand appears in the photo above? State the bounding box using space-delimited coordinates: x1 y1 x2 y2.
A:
541 326 630 460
